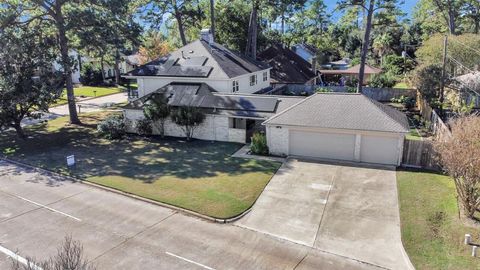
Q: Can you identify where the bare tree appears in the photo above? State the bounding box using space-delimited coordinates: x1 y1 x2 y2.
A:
433 116 480 219
11 236 96 270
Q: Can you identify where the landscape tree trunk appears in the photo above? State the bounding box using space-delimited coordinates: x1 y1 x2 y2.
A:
114 48 121 85
54 8 80 124
357 0 375 94
173 1 187 46
100 55 106 83
13 121 26 139
246 1 258 59
210 0 215 40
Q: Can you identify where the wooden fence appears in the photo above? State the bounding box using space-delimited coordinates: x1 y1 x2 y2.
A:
417 94 452 140
402 140 441 171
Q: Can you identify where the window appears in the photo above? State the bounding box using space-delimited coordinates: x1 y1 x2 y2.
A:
232 80 239 92
250 74 257 86
263 72 268 82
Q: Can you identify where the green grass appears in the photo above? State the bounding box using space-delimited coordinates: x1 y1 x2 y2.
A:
0 113 280 218
52 86 124 107
394 82 411 89
406 128 422 141
397 170 480 270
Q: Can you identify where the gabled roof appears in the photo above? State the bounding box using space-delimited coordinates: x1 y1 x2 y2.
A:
258 44 316 84
126 40 269 79
319 64 382 75
123 82 304 119
263 93 409 133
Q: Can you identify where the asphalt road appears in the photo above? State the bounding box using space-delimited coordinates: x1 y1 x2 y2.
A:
0 160 383 270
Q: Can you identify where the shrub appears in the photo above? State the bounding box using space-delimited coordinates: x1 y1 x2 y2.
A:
97 114 125 140
170 106 205 140
250 132 268 155
135 119 152 136
316 87 332 93
369 73 397 88
412 64 442 103
80 63 104 86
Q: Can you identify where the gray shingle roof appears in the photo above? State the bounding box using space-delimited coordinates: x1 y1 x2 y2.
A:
123 83 304 119
126 40 269 79
263 93 409 133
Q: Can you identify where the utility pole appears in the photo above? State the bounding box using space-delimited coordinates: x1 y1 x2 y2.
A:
439 35 448 116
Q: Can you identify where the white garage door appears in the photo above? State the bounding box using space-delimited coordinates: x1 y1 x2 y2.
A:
360 135 399 165
289 130 356 161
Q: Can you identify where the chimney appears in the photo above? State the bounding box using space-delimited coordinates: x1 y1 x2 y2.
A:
200 29 214 44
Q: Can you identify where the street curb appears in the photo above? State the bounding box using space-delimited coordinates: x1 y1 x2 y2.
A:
0 156 250 224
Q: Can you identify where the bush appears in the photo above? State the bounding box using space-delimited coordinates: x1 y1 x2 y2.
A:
369 73 397 88
316 87 332 93
135 119 152 136
80 63 104 86
250 132 268 155
97 114 125 140
412 64 442 103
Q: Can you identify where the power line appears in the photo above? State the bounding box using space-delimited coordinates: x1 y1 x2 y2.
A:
448 38 480 57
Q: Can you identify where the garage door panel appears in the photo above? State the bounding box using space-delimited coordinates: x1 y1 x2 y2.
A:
360 135 399 165
289 131 355 161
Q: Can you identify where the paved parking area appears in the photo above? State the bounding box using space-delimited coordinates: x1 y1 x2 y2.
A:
236 158 413 270
0 160 383 270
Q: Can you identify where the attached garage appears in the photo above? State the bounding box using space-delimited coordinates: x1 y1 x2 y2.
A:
264 93 410 166
289 130 355 161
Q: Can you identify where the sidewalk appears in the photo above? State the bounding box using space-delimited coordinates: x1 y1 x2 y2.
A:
49 92 128 115
21 93 128 127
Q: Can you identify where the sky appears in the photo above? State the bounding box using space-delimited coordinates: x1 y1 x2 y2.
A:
324 0 419 21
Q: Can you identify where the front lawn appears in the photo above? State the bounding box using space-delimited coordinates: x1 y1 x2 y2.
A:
52 86 124 106
0 112 280 218
397 170 480 269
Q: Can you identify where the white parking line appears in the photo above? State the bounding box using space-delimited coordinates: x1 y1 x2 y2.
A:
0 245 43 270
165 252 216 270
8 193 81 222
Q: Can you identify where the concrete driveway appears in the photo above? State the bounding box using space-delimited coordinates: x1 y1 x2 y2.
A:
236 158 413 270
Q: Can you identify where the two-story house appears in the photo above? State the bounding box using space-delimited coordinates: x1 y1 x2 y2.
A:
123 31 271 99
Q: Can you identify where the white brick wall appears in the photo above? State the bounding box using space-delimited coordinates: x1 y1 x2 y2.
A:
124 109 245 143
266 125 289 156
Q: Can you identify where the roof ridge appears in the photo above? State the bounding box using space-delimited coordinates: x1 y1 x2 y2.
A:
196 40 230 79
360 95 409 131
263 93 318 124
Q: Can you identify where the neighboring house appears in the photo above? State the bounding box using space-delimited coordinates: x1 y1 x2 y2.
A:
258 44 318 87
53 50 84 84
263 93 409 166
123 32 271 99
291 43 318 63
54 50 141 84
123 82 303 143
319 64 382 86
447 71 480 109
321 58 351 70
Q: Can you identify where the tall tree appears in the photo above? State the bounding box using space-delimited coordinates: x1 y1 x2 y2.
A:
431 0 464 35
246 0 260 58
0 25 63 138
464 0 480 34
210 0 216 39
1 0 130 124
144 0 205 46
337 0 399 93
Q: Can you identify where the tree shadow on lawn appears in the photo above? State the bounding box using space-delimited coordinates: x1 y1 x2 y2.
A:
1 120 279 183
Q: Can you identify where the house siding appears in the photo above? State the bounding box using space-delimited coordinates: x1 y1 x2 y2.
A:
131 69 271 99
266 125 289 156
124 109 245 143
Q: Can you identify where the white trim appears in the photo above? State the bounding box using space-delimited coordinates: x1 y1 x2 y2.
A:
0 245 43 270
165 252 215 270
